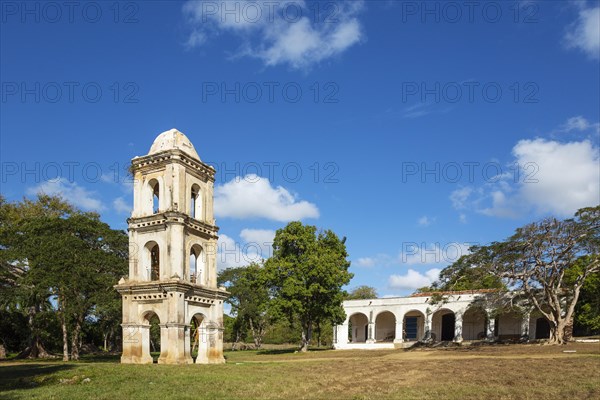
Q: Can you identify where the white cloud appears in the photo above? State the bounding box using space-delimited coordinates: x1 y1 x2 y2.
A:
388 268 441 291
449 187 473 210
559 115 600 134
240 228 275 258
565 4 600 60
240 228 275 245
217 233 243 270
27 179 105 212
354 253 394 268
459 213 467 224
417 216 435 227
214 174 319 221
510 138 600 216
217 231 272 270
355 257 376 267
182 0 365 69
113 197 132 214
452 118 600 219
478 138 600 218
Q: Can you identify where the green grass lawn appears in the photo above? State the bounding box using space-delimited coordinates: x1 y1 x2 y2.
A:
1 343 599 399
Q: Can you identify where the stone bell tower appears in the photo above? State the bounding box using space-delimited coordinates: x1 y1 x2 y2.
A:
115 128 228 364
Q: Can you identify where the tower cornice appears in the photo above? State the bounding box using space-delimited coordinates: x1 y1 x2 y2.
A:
131 149 216 182
128 212 219 239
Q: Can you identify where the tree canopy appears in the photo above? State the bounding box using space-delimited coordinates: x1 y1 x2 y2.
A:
218 263 270 349
346 285 378 300
0 195 128 359
460 205 599 344
264 221 352 352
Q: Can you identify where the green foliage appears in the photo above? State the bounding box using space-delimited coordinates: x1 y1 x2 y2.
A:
346 285 378 300
0 195 128 358
570 257 600 335
428 251 505 292
264 221 352 351
262 318 302 344
460 205 600 344
218 263 270 347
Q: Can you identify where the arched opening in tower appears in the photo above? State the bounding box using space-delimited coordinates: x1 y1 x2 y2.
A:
149 179 160 214
142 311 161 363
149 243 160 281
190 244 205 285
190 184 202 219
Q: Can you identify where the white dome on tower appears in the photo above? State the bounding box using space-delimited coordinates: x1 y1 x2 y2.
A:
148 128 200 160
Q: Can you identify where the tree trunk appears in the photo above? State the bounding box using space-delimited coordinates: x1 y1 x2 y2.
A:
564 316 574 342
61 317 69 361
316 323 322 348
248 318 263 349
58 296 69 361
300 322 312 352
18 305 51 359
70 317 83 361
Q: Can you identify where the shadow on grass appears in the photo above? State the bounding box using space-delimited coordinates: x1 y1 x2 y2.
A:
0 363 76 395
256 347 331 355
79 353 121 363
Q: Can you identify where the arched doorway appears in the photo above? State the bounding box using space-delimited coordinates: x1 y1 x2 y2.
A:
403 310 425 341
190 313 208 363
497 311 521 340
432 309 455 341
375 311 395 342
535 318 550 339
348 313 368 343
141 311 161 363
462 307 487 340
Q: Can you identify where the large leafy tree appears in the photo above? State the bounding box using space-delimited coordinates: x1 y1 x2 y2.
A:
471 205 599 344
0 195 73 358
218 263 270 349
0 195 128 359
264 222 352 352
23 212 127 360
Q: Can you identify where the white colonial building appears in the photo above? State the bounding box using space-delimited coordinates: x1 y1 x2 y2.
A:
334 290 551 349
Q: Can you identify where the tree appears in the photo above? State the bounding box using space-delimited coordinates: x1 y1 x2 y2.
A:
570 258 600 335
264 222 352 352
0 195 73 358
346 285 378 300
218 263 270 349
0 195 128 359
473 205 599 344
428 254 505 292
23 212 127 360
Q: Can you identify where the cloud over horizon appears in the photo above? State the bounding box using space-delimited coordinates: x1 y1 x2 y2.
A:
182 0 365 69
451 117 600 219
214 174 319 221
26 179 105 212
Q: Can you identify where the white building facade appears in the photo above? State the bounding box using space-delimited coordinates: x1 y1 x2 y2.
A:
334 290 551 349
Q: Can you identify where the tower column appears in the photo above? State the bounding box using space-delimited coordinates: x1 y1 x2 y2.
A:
158 323 193 364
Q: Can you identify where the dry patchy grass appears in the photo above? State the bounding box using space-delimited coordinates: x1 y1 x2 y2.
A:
1 343 598 399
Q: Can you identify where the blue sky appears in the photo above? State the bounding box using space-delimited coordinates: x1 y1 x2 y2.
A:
1 0 599 297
